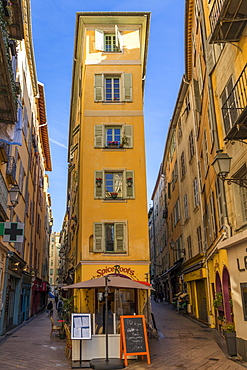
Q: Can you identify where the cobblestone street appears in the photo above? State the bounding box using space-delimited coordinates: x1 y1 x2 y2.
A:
0 300 246 369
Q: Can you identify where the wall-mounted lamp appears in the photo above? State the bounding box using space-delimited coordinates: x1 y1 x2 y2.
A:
170 240 185 255
7 184 20 209
212 150 247 188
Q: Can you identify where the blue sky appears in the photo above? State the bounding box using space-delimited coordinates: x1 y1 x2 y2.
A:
31 0 185 232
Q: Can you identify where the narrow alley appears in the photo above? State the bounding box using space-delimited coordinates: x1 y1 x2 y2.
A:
0 300 246 370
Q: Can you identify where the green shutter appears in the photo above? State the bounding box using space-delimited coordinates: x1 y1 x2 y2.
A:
115 223 125 252
123 73 132 102
94 125 104 147
193 78 201 113
93 223 104 252
95 29 104 51
125 170 134 199
94 74 103 101
123 125 133 148
94 171 104 198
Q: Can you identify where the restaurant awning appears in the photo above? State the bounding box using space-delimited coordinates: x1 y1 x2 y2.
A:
62 274 154 290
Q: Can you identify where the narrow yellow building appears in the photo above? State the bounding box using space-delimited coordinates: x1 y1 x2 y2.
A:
65 12 151 359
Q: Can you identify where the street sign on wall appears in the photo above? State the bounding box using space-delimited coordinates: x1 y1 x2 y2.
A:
0 222 24 243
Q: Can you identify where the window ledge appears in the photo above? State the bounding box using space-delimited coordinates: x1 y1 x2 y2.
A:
102 199 127 203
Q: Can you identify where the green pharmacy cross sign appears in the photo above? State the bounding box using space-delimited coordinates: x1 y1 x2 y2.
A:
0 222 24 243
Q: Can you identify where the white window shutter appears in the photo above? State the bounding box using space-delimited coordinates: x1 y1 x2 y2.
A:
125 170 134 199
94 170 104 198
93 223 104 252
94 125 104 147
115 25 123 52
94 74 104 102
123 73 132 102
115 223 125 252
123 125 133 148
95 29 104 51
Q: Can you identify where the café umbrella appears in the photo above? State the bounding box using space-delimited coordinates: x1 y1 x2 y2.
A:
63 274 153 369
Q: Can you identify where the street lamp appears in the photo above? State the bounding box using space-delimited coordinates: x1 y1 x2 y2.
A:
7 184 20 209
212 149 247 188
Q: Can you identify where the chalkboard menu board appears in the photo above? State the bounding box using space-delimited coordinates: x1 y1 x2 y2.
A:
120 315 150 366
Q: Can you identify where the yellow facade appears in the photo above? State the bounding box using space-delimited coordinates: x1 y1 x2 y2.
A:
66 13 151 314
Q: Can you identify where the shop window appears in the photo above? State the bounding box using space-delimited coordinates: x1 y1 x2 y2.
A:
240 283 247 321
94 170 134 199
93 222 126 254
94 124 133 149
94 73 132 102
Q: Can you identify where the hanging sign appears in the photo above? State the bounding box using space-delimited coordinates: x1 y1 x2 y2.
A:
0 222 24 242
120 315 150 366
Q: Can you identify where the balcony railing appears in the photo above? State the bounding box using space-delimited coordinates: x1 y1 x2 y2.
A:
222 64 247 140
209 0 247 43
6 155 16 184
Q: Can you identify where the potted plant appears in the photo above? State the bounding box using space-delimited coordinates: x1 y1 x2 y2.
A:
110 192 118 199
96 178 102 187
213 292 223 310
121 136 128 147
222 321 237 356
107 141 119 148
127 177 133 187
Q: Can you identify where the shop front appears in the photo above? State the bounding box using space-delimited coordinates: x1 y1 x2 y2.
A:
66 262 152 362
218 230 247 361
183 255 208 323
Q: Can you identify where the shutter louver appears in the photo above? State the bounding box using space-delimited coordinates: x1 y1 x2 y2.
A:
95 29 104 51
94 223 104 252
94 125 104 147
94 171 104 198
123 73 132 102
123 125 133 148
115 223 125 252
94 74 104 101
125 170 134 199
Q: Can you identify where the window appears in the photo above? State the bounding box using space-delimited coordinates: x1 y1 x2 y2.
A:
184 194 189 220
215 177 224 227
173 199 180 226
181 151 186 178
94 170 134 199
203 130 209 176
94 124 133 149
93 222 126 253
197 226 203 253
187 235 192 259
94 73 132 103
221 76 237 136
209 193 217 239
193 177 199 207
188 130 195 160
95 26 122 52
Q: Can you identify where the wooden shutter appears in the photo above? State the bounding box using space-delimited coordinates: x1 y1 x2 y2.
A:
193 78 201 113
94 125 104 147
123 73 132 102
115 223 125 252
94 170 104 198
115 25 123 52
125 170 134 199
93 223 104 252
95 29 104 51
94 74 104 102
123 125 133 148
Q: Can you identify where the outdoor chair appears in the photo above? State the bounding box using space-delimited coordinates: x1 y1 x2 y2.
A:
50 316 61 338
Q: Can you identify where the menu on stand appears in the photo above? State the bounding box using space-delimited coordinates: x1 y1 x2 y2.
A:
71 313 91 340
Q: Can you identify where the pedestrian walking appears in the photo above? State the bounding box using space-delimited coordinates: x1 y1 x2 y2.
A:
47 301 53 317
159 291 164 303
55 292 58 309
57 299 64 318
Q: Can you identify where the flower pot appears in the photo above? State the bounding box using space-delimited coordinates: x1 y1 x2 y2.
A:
59 331 66 340
127 180 132 187
224 331 237 356
96 180 102 187
111 194 117 199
